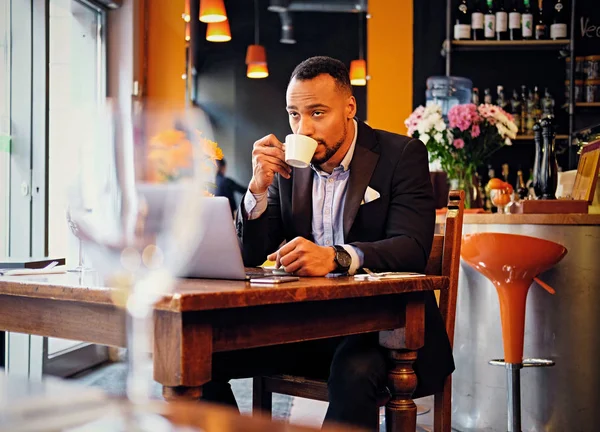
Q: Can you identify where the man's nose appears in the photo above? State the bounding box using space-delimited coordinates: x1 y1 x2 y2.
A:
296 117 315 137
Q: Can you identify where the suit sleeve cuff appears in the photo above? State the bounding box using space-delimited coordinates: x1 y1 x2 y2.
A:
341 244 363 275
243 190 268 220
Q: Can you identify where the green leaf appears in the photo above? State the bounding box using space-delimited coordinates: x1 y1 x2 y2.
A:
0 135 10 153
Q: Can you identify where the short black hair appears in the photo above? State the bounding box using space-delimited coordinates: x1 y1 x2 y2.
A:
290 56 352 95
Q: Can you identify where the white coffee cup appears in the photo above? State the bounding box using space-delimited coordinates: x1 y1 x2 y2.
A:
284 134 318 169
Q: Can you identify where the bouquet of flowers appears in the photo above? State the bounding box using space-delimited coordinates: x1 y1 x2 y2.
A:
404 103 518 207
148 129 223 184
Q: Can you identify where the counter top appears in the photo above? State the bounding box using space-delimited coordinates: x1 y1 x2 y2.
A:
436 213 600 225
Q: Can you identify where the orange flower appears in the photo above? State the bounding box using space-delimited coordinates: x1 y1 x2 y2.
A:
151 130 187 147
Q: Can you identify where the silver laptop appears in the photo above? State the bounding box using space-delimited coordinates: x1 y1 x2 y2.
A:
137 186 281 280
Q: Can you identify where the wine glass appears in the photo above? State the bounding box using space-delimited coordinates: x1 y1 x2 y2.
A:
490 188 512 214
66 101 214 430
65 206 94 273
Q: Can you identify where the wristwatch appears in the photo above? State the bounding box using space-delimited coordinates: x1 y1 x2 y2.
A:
331 245 352 273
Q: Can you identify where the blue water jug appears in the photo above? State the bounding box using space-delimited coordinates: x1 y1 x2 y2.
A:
426 76 473 116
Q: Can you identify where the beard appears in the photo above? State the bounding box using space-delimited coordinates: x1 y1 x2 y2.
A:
311 121 348 166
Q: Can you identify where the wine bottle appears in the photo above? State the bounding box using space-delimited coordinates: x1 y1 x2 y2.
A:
550 0 568 40
520 85 528 134
522 0 534 39
472 0 485 40
485 0 496 40
542 87 555 117
516 169 528 200
510 89 522 129
496 0 509 40
472 87 480 105
535 0 547 40
484 88 493 104
497 85 508 110
454 0 472 40
509 0 522 40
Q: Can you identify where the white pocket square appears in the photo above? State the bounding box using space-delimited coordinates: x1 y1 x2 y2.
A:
361 186 381 205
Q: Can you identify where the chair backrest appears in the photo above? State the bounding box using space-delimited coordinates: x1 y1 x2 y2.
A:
423 190 465 348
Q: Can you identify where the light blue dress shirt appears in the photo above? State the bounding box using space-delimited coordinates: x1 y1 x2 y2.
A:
244 120 364 274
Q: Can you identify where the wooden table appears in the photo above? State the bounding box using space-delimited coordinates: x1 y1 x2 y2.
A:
0 368 362 431
0 271 448 431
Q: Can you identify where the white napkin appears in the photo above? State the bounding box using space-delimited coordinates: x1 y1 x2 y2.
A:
354 272 425 281
361 186 381 205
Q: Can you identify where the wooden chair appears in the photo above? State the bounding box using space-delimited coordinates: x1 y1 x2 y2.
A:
252 191 465 432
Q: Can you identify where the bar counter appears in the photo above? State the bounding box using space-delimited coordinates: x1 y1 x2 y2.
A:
440 212 600 431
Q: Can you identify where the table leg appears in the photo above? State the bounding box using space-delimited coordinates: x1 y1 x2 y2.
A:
385 349 418 432
162 385 203 402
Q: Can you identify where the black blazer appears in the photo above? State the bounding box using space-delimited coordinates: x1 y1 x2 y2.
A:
235 120 454 396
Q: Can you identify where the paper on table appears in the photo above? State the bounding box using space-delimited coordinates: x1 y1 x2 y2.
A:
0 266 67 276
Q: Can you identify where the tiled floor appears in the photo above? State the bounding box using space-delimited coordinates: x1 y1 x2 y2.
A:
71 361 435 431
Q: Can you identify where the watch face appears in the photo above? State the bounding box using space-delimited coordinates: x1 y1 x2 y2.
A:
336 248 352 269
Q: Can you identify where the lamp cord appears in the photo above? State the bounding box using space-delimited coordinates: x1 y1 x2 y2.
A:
358 12 364 60
254 0 260 45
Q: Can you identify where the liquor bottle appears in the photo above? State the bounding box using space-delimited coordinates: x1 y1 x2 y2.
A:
472 0 485 40
542 87 555 117
484 88 493 104
509 0 522 40
538 117 558 199
520 85 528 134
484 0 496 40
526 168 535 199
535 0 547 40
485 165 496 211
510 89 522 129
497 85 508 110
532 86 542 121
472 87 480 105
502 163 510 184
496 0 509 40
550 0 568 40
522 0 534 39
454 0 472 40
516 169 528 199
526 89 535 133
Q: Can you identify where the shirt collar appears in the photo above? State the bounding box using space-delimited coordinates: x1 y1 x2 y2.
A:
312 119 358 174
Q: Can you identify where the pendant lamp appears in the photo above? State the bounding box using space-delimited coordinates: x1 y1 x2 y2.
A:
199 0 227 23
350 12 367 86
206 19 231 42
246 0 268 79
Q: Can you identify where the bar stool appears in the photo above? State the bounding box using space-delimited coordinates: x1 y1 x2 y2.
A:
460 233 567 432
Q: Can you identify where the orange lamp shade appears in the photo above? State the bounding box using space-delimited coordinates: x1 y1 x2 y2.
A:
199 0 227 23
206 20 231 42
185 23 191 42
245 45 267 65
247 63 269 79
183 0 191 21
349 59 367 86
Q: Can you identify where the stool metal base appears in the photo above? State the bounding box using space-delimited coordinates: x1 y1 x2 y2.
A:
488 358 555 432
489 358 555 368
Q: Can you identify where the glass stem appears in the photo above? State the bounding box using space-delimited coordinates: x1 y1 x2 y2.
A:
126 294 154 406
78 238 84 268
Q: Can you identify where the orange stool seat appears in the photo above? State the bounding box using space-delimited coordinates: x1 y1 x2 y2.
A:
461 232 567 364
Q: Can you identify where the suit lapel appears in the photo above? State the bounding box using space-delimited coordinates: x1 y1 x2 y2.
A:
292 166 314 240
343 121 380 239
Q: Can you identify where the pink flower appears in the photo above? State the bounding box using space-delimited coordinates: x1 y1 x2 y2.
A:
448 103 479 132
453 138 465 149
471 124 480 138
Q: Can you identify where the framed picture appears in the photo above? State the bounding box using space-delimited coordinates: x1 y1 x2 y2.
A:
572 140 600 203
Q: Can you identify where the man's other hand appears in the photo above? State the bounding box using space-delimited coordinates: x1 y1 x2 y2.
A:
267 237 337 277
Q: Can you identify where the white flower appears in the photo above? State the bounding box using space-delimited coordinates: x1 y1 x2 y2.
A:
505 137 512 146
434 119 446 132
420 133 431 144
434 132 444 143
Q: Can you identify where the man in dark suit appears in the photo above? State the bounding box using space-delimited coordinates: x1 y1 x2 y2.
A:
215 158 247 215
202 56 454 430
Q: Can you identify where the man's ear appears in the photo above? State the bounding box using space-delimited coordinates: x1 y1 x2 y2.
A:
346 95 357 119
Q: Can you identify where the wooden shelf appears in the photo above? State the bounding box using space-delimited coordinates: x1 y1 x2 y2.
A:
451 40 570 52
513 134 570 141
576 102 600 108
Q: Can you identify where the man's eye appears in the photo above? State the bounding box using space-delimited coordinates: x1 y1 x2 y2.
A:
289 112 299 118
313 111 324 117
